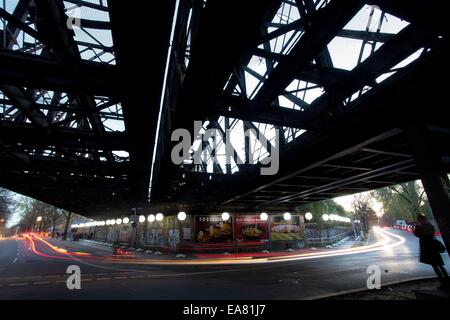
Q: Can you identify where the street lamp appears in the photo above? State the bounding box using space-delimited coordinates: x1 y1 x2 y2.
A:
283 212 291 221
139 215 146 223
305 212 313 222
36 216 43 232
221 212 230 221
123 217 130 224
148 214 155 223
156 213 164 222
260 212 268 221
116 218 122 225
322 214 329 221
177 212 187 221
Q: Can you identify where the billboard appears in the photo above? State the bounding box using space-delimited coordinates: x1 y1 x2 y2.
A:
235 215 269 243
270 215 303 241
194 215 233 243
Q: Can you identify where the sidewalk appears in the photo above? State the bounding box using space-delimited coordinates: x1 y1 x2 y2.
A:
323 235 361 249
323 278 450 300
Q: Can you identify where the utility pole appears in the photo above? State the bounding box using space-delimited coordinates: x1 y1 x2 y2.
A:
131 208 143 247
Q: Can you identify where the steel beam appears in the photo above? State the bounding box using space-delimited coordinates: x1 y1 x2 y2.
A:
251 0 363 114
0 122 128 150
0 50 119 96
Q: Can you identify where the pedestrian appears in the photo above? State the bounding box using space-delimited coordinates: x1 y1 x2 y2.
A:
414 214 449 290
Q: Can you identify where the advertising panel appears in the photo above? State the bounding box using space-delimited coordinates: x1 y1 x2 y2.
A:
194 215 233 243
270 215 302 241
235 215 269 243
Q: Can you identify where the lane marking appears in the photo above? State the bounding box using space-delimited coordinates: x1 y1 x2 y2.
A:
96 278 110 281
33 281 51 285
12 258 18 264
8 283 28 287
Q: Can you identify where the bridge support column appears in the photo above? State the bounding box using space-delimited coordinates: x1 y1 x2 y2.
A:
405 124 450 254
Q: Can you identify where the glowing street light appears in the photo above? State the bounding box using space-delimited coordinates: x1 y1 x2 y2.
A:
36 216 43 232
322 214 329 221
260 212 268 221
156 213 164 221
221 212 230 221
305 212 313 221
123 217 130 224
116 218 122 225
148 214 155 223
283 212 291 221
177 212 187 221
139 215 146 223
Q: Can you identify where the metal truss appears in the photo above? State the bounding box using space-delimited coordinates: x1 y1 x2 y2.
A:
0 0 448 216
0 0 176 215
151 0 449 211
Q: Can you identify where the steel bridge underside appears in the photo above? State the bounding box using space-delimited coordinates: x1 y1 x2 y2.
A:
0 0 449 217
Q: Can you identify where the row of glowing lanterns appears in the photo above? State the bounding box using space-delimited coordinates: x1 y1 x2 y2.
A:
71 211 352 229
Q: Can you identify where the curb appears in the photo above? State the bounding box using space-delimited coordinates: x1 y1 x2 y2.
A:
306 275 436 300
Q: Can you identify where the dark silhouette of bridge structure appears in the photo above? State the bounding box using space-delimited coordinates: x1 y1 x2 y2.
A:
0 0 449 250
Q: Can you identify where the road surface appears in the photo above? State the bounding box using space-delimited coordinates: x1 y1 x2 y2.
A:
0 228 448 299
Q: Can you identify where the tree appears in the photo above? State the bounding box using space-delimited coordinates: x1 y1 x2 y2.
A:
14 196 37 231
352 193 375 232
61 209 73 240
43 206 63 236
372 180 429 224
9 194 77 237
387 182 425 217
13 197 62 233
0 188 12 236
0 188 12 222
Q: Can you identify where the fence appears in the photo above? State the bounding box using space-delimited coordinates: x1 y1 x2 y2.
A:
305 227 353 246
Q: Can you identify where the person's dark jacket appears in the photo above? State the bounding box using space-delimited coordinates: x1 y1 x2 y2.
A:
414 221 444 266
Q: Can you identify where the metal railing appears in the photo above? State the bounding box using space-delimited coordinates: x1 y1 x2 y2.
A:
306 231 351 246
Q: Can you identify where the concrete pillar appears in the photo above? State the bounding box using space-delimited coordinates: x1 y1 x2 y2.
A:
405 124 450 254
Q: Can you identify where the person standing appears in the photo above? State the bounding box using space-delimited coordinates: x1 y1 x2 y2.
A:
414 214 449 290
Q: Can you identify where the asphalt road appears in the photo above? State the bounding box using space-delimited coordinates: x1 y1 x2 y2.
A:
0 228 448 299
